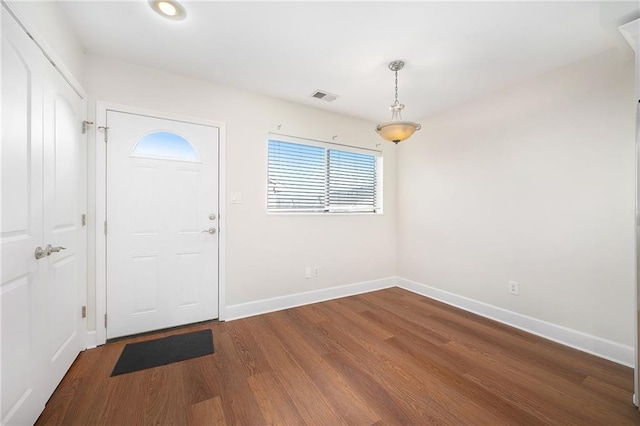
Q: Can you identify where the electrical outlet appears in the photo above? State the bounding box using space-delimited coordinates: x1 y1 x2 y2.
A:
313 266 320 277
305 267 312 279
508 281 519 295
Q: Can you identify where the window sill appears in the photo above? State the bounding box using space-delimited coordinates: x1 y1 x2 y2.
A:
266 211 384 216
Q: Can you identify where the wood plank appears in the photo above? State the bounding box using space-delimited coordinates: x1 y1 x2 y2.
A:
246 371 306 425
316 315 521 425
101 370 151 425
263 311 382 425
33 378 82 426
396 288 632 388
213 324 268 425
35 289 640 425
224 319 271 377
187 396 226 426
243 314 350 425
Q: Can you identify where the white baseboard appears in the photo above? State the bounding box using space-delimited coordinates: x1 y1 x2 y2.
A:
220 275 634 367
85 330 97 349
397 277 634 367
226 277 395 321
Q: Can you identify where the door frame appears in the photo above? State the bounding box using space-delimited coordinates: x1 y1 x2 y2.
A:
94 102 227 345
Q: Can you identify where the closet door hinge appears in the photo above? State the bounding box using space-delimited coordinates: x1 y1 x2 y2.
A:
104 313 107 328
82 120 94 134
104 221 108 235
81 214 87 227
81 306 87 318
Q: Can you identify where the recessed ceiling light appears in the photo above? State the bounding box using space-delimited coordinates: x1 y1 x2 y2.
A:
149 0 186 21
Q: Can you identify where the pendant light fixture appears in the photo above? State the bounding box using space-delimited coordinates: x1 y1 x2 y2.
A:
375 60 421 144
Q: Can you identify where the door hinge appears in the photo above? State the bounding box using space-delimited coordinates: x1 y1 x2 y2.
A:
81 214 87 227
98 126 109 143
104 313 107 328
82 120 94 134
104 221 107 235
81 305 87 318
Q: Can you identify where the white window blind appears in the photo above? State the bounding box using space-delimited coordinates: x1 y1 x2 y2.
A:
327 149 377 212
268 136 381 213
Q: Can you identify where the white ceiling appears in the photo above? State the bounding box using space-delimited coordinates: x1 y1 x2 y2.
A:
59 1 638 123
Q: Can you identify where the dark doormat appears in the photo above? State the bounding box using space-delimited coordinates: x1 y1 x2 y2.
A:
111 329 214 376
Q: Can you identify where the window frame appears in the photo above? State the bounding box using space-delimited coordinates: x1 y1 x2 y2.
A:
267 133 383 215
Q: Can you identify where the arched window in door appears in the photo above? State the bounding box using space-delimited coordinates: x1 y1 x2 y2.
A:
132 131 199 162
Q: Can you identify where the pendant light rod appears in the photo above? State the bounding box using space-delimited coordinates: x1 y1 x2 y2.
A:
394 69 399 104
389 60 404 105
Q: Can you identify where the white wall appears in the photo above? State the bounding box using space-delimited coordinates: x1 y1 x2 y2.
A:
397 49 636 347
83 55 397 330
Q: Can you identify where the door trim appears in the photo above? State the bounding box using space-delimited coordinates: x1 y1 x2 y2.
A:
94 101 227 345
3 1 86 99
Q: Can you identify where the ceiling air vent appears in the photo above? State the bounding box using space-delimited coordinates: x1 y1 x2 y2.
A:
310 90 339 102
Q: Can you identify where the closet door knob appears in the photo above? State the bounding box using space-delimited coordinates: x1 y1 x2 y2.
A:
35 246 46 260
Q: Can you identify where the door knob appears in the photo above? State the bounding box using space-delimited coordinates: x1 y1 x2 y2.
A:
35 246 46 259
34 245 66 259
201 227 216 234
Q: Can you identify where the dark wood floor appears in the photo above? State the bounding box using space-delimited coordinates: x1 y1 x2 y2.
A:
37 287 639 425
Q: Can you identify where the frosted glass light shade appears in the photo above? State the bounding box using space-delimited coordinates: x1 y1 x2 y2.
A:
376 121 421 144
375 100 421 144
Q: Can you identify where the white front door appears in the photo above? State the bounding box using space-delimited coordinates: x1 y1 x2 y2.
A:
1 6 86 425
106 111 219 339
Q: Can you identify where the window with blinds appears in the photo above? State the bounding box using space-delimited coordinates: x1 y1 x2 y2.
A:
268 136 382 213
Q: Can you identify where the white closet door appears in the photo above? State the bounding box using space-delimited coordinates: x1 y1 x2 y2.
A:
1 6 86 425
39 45 86 401
1 8 46 424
